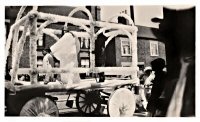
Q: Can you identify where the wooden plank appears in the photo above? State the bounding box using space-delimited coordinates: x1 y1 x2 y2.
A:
131 30 138 78
29 11 38 84
13 79 137 92
10 20 30 85
38 12 136 32
17 67 138 75
5 15 28 62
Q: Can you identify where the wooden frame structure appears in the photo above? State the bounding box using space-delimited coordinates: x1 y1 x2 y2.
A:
5 6 139 92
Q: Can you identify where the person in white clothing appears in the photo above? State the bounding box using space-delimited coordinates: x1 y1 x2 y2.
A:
138 66 155 111
42 48 54 84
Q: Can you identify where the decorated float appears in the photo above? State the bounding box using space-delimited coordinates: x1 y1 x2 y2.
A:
5 6 139 117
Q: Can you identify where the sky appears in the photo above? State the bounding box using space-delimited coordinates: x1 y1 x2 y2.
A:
101 6 131 20
101 6 163 28
134 6 163 28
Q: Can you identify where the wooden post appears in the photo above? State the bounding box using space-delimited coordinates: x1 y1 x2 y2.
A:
131 28 138 80
12 28 20 68
90 21 95 68
6 16 28 62
65 7 95 69
11 20 29 84
12 6 27 68
28 11 38 84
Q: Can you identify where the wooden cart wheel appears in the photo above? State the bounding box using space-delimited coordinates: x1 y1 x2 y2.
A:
20 97 59 116
108 88 136 117
76 90 102 115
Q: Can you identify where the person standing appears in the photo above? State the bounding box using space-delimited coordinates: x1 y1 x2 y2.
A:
146 58 167 117
42 48 54 84
138 66 155 111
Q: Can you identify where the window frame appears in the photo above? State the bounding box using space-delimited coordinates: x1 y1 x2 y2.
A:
120 37 132 56
150 41 159 56
37 33 44 47
80 58 90 68
79 37 90 49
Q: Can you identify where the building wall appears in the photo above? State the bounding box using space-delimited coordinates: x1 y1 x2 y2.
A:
137 25 166 67
137 38 166 66
105 39 116 66
137 39 146 64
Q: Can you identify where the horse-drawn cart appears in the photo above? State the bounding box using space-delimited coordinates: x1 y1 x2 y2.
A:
5 6 139 117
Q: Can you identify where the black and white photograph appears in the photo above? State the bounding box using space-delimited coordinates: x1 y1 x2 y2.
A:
3 1 197 119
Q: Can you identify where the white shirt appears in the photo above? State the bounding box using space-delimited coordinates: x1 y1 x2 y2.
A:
43 53 53 69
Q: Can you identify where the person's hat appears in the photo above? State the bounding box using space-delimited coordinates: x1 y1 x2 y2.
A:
144 66 152 72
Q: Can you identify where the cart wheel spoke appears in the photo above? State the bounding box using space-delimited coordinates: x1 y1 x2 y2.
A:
91 104 95 109
79 95 86 99
80 103 87 109
79 100 85 103
89 105 92 113
24 108 37 116
84 105 89 113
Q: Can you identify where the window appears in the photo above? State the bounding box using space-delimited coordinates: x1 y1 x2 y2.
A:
80 37 90 49
150 41 159 56
120 37 131 56
37 58 43 68
81 59 90 68
37 33 44 47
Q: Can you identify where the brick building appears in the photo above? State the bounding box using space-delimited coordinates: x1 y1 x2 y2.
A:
137 26 166 67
